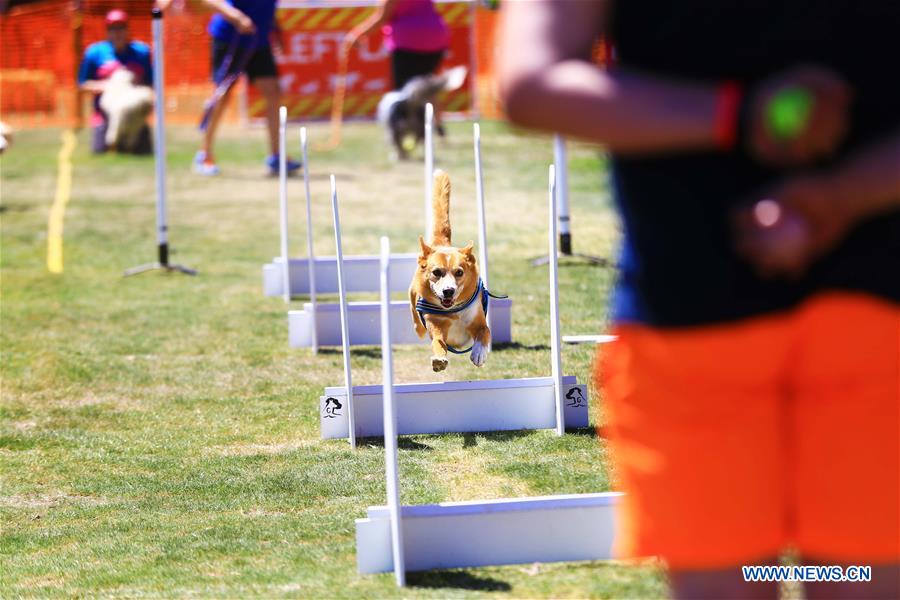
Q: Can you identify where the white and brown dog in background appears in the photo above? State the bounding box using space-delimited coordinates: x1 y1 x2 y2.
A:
409 170 491 372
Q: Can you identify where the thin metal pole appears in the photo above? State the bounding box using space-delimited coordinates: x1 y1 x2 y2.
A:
424 103 434 239
278 107 290 304
301 127 318 354
548 164 565 436
553 135 572 255
473 123 492 348
123 7 195 277
380 236 406 587
331 175 356 449
151 8 169 266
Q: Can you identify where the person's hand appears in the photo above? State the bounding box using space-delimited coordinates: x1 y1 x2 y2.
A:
733 175 856 277
270 29 285 56
230 10 256 35
745 65 852 166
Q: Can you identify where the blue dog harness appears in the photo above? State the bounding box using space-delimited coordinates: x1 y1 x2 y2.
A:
416 279 508 354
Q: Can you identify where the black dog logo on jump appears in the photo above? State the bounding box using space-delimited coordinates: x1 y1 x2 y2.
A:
565 387 586 408
323 397 343 419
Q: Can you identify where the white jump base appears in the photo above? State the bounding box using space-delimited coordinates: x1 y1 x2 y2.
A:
263 253 418 296
320 375 588 439
357 492 622 574
289 298 512 348
562 334 618 344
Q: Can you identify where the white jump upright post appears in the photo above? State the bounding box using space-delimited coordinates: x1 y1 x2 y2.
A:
277 107 291 304
300 127 318 354
473 123 492 348
124 7 196 277
424 102 434 238
548 165 565 436
331 175 356 449
379 236 406 587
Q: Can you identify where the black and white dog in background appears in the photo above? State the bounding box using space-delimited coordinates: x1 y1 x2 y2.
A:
376 66 467 160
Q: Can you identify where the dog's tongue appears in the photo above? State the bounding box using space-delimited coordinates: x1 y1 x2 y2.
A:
441 299 454 308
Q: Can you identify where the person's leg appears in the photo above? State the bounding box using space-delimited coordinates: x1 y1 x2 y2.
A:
201 84 235 163
254 76 280 157
599 316 793 598
391 49 414 90
200 39 236 166
670 565 779 600
792 293 900 600
92 121 108 154
803 563 899 599
132 123 153 155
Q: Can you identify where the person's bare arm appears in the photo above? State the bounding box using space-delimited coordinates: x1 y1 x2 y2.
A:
200 0 255 34
824 133 900 220
79 80 107 94
344 0 398 50
498 0 850 161
499 0 717 153
736 131 900 276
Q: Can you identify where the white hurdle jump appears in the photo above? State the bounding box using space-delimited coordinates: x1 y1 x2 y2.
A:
262 120 418 298
323 165 587 443
287 119 513 349
355 229 621 581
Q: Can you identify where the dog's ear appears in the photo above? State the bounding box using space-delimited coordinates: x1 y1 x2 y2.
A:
460 241 475 261
418 236 433 259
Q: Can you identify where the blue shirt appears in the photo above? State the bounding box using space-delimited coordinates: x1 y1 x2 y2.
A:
209 0 277 48
78 40 153 86
78 40 153 124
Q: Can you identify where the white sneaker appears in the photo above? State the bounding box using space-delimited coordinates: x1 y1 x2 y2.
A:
193 151 220 176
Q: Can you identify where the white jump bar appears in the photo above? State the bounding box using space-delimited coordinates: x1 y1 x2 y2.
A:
289 298 512 348
356 492 622 573
263 254 418 296
320 375 588 439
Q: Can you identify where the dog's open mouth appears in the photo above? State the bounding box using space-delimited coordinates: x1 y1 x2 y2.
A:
440 298 454 309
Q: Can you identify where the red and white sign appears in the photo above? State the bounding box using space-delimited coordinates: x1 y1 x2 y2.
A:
248 0 473 120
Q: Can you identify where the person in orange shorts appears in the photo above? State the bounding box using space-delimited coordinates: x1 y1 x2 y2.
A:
498 1 899 598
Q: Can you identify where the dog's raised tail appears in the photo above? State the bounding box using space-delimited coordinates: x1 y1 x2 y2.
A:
431 169 452 246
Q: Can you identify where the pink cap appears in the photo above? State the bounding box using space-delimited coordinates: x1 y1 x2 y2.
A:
105 9 129 25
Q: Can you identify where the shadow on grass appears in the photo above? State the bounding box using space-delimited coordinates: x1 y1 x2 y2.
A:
360 437 433 451
318 347 382 358
491 342 550 352
460 430 539 448
567 426 599 438
407 570 512 592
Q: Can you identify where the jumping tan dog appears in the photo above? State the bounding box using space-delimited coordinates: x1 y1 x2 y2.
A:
410 170 491 372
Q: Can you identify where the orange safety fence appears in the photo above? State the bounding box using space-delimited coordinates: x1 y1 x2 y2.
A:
1 0 505 129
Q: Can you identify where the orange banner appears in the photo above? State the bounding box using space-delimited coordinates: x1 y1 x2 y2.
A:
248 1 473 121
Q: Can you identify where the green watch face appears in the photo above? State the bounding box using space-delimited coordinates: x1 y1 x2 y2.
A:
767 87 813 140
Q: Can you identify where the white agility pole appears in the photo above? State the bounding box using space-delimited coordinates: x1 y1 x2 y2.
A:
331 175 356 449
553 135 572 254
548 164 565 436
125 7 195 276
473 123 492 349
278 107 291 304
424 103 434 238
379 236 407 587
300 127 317 354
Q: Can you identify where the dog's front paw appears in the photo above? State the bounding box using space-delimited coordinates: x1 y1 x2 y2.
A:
431 355 449 372
470 341 488 367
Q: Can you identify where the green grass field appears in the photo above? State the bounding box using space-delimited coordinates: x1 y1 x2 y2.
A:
0 121 666 598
